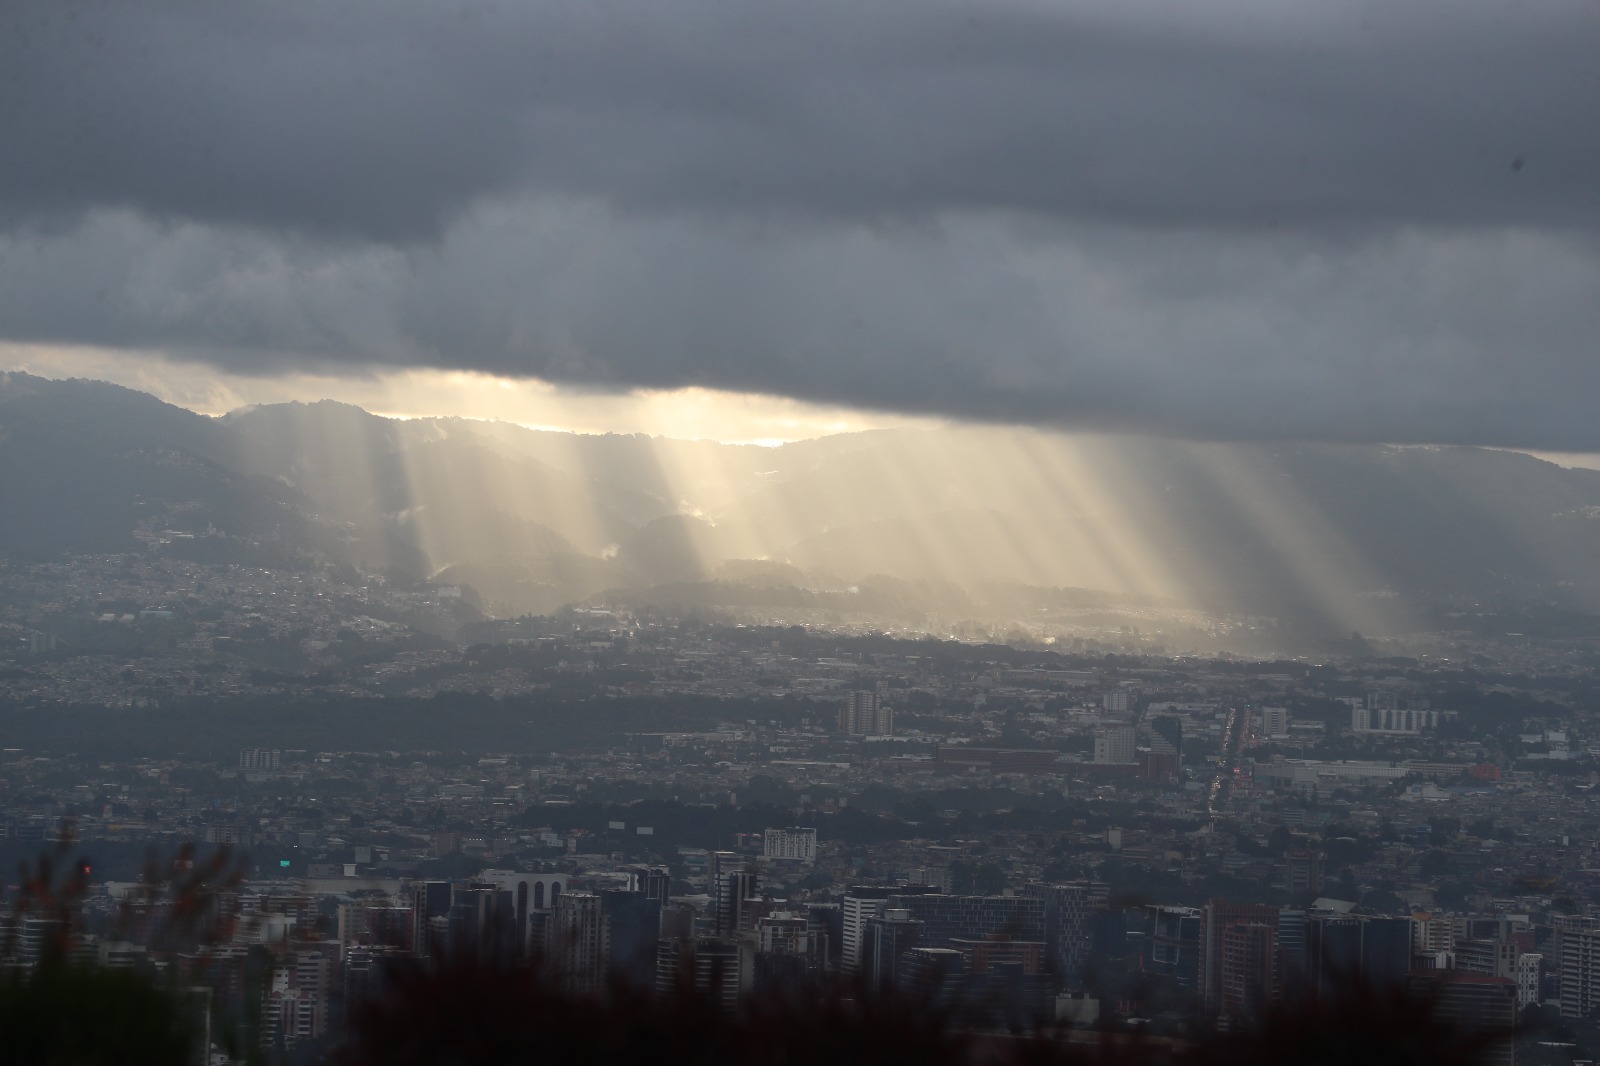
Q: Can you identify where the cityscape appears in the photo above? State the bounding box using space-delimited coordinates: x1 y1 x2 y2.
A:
5 0 1600 1062
6 540 1600 1061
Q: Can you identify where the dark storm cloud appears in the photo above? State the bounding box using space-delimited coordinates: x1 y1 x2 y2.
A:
5 0 1598 236
2 0 1600 448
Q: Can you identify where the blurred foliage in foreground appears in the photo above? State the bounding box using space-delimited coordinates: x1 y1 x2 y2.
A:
0 937 1521 1066
0 963 197 1066
1 836 1521 1066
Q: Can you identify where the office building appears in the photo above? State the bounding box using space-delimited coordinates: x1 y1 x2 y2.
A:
1025 883 1097 988
710 852 759 936
898 948 967 1008
887 894 1046 952
1148 905 1203 988
861 909 924 992
1277 908 1307 991
601 889 663 988
842 887 899 974
841 885 941 973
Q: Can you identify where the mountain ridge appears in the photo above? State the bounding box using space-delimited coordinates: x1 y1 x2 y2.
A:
4 372 1600 639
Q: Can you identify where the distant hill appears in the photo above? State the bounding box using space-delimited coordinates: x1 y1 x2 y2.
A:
5 372 1600 637
0 373 323 564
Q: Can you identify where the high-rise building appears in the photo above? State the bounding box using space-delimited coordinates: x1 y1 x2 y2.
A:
1304 916 1363 998
601 889 663 989
450 883 516 961
409 881 453 960
1516 952 1542 1009
628 866 672 901
1456 938 1519 979
886 893 1046 951
203 824 253 846
656 937 752 1011
477 870 568 956
1413 914 1457 956
710 852 759 935
762 827 818 864
755 915 803 956
529 874 568 912
908 866 955 893
840 885 940 973
1280 912 1413 1003
548 892 605 996
15 916 67 967
898 948 967 1008
261 949 331 1050
1093 725 1137 765
1360 917 1415 989
1148 905 1204 988
1199 900 1280 1025
338 901 414 958
952 939 1056 1031
1285 849 1323 897
342 945 407 1028
753 912 822 991
1351 703 1451 735
1148 716 1184 758
839 691 892 735
841 887 898 974
1277 908 1307 994
1414 971 1518 1066
239 748 281 771
1261 706 1290 737
1218 918 1278 1027
807 904 842 970
861 909 924 992
1557 915 1600 1018
1024 884 1096 988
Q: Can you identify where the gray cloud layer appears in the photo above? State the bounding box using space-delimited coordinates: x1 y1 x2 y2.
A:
3 0 1599 446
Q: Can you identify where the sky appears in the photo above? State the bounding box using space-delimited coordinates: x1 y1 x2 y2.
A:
3 0 1599 449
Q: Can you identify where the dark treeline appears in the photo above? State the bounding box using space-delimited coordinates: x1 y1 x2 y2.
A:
0 692 818 760
0 946 1525 1066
